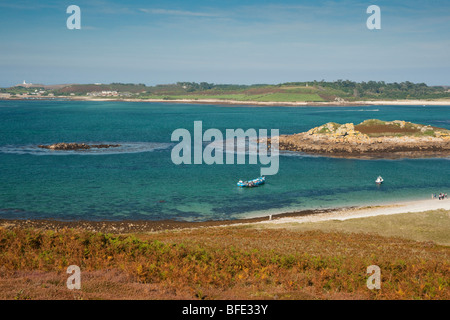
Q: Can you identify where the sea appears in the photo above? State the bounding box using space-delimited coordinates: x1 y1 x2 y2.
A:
0 100 448 222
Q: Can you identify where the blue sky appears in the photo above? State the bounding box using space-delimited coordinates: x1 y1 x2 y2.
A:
0 0 449 87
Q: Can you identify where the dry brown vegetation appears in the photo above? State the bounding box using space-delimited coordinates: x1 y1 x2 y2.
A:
0 225 448 300
258 210 450 246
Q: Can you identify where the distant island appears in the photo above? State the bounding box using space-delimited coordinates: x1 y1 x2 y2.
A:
265 119 450 159
1 80 450 106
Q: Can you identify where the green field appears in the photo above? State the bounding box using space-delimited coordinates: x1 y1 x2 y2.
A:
142 92 324 102
253 93 324 102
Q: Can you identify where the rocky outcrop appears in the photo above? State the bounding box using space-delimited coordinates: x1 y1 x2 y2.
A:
38 143 121 150
265 120 450 159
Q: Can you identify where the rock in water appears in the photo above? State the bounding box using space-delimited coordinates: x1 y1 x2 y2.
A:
266 119 450 159
38 143 121 150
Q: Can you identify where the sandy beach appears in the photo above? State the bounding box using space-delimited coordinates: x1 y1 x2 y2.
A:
361 100 450 106
1 198 448 234
79 97 450 107
260 198 450 226
3 96 450 107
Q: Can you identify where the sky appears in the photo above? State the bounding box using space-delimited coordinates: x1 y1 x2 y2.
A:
0 0 449 87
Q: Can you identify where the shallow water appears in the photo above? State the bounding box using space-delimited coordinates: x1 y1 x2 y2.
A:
0 100 448 221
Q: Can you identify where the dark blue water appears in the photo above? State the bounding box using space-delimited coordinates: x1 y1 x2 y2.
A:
0 100 448 221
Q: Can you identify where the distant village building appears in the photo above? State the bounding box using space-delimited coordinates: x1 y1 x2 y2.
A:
87 91 119 97
102 91 118 96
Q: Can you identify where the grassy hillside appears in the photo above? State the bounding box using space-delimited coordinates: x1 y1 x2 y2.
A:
256 210 450 246
308 119 450 138
0 210 448 300
2 80 449 102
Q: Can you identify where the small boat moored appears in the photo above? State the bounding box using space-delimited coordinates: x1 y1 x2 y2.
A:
237 176 266 188
375 176 384 184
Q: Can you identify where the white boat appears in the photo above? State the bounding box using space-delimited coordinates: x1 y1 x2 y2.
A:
375 176 384 184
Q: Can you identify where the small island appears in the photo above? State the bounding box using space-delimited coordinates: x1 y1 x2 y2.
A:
38 143 121 151
267 119 450 159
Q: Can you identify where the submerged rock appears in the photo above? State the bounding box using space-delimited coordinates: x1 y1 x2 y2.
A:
38 143 121 150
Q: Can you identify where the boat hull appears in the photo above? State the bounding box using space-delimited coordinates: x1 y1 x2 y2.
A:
237 176 266 188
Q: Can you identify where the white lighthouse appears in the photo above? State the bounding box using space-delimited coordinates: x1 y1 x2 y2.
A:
20 80 32 87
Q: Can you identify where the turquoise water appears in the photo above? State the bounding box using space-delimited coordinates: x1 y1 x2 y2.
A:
0 100 449 221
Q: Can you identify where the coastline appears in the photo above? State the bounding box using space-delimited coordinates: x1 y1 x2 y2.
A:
2 96 450 107
259 198 450 226
115 98 450 107
0 99 448 234
1 198 448 234
0 208 332 234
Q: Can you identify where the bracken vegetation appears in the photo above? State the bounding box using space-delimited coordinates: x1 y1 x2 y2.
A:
0 226 448 300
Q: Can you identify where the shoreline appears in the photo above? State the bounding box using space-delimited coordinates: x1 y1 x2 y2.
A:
260 198 450 226
0 208 333 234
2 96 450 107
1 198 448 234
